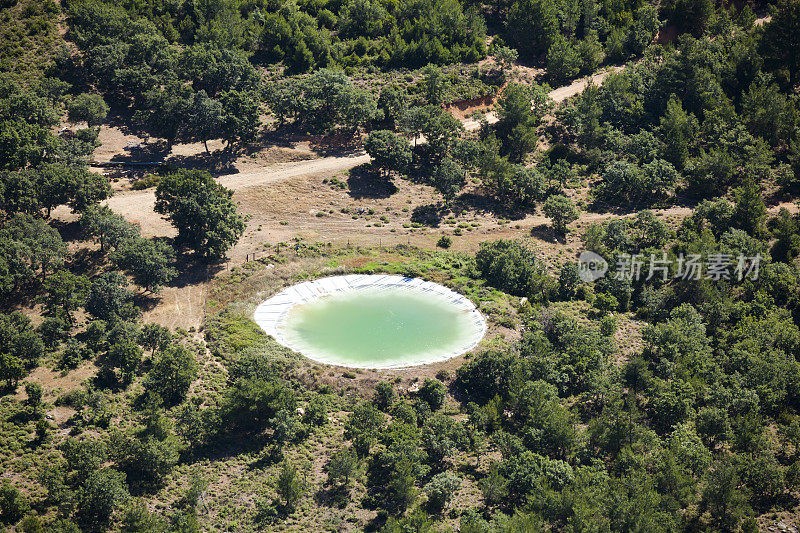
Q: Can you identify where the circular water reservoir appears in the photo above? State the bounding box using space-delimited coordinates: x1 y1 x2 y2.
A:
253 275 486 368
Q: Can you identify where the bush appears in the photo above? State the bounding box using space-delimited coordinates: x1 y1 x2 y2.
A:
0 483 30 524
130 174 161 190
325 447 360 486
436 235 452 248
423 472 461 511
593 292 619 315
374 382 396 411
599 315 618 336
275 462 304 511
475 240 552 301
417 378 446 411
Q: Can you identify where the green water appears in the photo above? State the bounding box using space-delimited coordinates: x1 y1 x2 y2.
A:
283 287 477 366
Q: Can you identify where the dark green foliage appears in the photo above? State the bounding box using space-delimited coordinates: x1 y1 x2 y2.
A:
417 378 446 412
0 214 66 292
547 36 580 81
120 498 168 533
42 270 89 323
6 164 112 217
0 311 44 386
760 0 800 89
80 205 140 253
76 468 130 526
1 0 800 529
220 90 260 147
67 93 108 127
480 463 508 507
345 401 385 456
154 169 245 261
216 356 297 437
38 316 68 350
275 461 304 511
62 438 108 485
374 382 396 412
432 158 466 204
423 472 460 511
143 343 198 406
25 381 43 415
112 237 176 292
268 69 377 133
769 208 800 263
363 130 412 177
543 194 579 234
325 446 360 486
111 411 182 493
475 240 552 301
506 0 558 59
139 323 172 355
494 83 544 163
595 159 678 205
105 337 143 386
134 82 191 149
421 413 468 468
86 271 137 321
0 482 30 524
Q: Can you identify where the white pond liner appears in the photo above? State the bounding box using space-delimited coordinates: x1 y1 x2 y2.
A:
253 274 487 369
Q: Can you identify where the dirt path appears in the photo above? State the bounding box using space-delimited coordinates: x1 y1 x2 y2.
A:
548 66 624 101
98 63 636 328
105 152 371 235
109 65 625 224
462 66 624 130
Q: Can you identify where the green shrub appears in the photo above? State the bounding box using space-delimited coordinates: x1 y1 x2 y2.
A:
130 174 161 190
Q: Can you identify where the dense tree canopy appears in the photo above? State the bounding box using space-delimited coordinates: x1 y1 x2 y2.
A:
154 169 245 261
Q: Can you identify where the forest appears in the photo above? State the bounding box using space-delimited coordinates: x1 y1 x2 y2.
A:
1 0 800 531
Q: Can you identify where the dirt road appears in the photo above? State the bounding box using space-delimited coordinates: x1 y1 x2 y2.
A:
462 66 624 130
98 64 632 328
109 65 624 227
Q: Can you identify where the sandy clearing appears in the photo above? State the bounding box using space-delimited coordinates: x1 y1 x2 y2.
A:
104 152 371 237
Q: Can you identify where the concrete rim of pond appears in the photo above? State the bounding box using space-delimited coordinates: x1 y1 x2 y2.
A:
253 274 487 369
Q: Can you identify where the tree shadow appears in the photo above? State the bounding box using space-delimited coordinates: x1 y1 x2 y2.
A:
765 184 800 207
529 223 561 243
6 407 35 426
247 443 285 470
103 104 144 137
314 483 351 509
193 430 273 462
454 192 529 221
347 164 398 200
264 124 362 157
411 204 445 228
131 251 222 312
308 131 362 157
50 218 84 243
170 253 224 289
68 247 108 280
103 139 169 164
